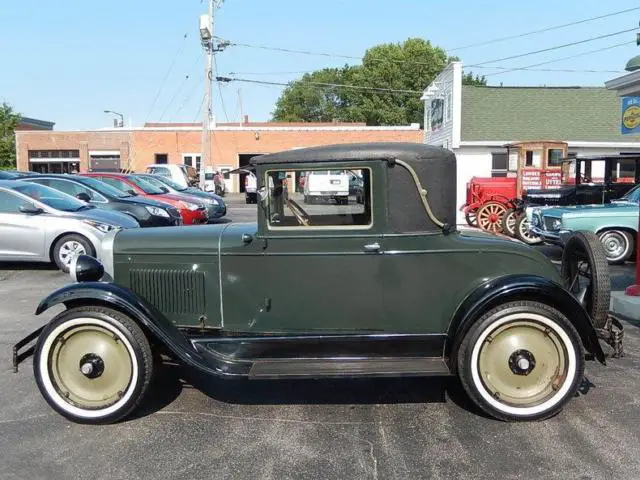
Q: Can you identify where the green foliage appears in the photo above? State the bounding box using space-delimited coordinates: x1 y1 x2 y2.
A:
0 102 21 168
272 38 486 125
462 72 487 86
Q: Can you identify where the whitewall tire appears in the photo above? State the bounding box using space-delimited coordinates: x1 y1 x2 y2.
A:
457 301 584 421
33 306 153 424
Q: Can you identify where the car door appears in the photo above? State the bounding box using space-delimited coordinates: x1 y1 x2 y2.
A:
0 189 47 260
221 165 385 333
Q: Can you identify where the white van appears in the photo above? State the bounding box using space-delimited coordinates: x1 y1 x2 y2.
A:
303 170 349 205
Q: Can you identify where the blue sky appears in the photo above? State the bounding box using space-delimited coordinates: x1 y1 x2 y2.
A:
2 0 640 130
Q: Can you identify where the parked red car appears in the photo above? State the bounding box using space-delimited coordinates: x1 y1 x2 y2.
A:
80 173 208 225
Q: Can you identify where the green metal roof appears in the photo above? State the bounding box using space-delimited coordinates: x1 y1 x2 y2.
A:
461 86 629 142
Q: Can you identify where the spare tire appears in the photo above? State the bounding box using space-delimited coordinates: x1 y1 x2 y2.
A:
561 231 610 328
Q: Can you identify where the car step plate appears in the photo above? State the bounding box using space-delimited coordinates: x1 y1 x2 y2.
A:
249 357 450 379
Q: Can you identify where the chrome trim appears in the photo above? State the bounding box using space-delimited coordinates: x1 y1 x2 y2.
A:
100 231 117 279
69 256 78 282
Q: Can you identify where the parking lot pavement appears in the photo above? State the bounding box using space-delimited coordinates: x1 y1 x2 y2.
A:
1 206 640 479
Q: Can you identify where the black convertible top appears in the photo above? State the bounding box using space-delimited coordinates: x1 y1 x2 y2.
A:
252 142 457 232
251 142 451 166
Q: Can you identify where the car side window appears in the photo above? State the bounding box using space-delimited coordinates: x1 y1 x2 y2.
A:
97 177 132 193
0 190 27 213
151 167 171 178
46 179 106 202
267 167 371 229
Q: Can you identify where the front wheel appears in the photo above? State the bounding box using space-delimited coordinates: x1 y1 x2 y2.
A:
477 202 507 234
514 215 542 245
598 229 634 264
501 209 519 237
52 234 95 273
33 306 153 424
457 301 584 422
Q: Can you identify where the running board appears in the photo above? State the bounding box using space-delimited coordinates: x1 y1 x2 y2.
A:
248 357 451 379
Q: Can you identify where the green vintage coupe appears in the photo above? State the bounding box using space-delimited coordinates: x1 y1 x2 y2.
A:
530 184 640 264
14 144 619 424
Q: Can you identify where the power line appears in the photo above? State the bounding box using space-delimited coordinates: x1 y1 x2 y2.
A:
144 33 189 122
160 52 203 121
193 94 205 123
484 39 636 76
467 27 638 66
217 76 422 95
449 6 640 51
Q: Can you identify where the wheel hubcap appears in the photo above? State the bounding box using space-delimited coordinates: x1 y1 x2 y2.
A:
49 325 133 409
59 241 86 266
599 231 626 260
478 321 568 406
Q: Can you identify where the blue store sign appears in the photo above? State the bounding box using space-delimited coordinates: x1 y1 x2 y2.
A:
621 96 640 134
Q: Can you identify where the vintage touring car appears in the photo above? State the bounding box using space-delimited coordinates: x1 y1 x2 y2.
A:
13 143 621 424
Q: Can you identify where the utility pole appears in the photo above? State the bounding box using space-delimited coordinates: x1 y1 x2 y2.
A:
199 0 224 188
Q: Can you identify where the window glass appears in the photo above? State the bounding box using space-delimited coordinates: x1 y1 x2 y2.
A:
125 176 165 194
0 190 25 213
491 153 508 178
12 183 88 212
267 168 371 229
148 166 171 178
75 176 131 198
42 178 106 202
614 158 636 183
98 176 136 193
547 149 564 167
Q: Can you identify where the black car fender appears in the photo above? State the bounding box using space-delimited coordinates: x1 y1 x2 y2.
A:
445 274 606 367
35 282 208 370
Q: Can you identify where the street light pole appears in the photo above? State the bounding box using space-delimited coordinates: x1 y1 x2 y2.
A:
104 110 124 128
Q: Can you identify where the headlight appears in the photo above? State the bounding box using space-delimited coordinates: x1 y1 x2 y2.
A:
531 216 540 227
552 219 562 230
82 220 120 233
145 206 170 218
180 201 202 211
203 197 219 206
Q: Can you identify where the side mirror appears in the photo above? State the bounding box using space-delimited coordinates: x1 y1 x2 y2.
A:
159 186 169 193
19 204 43 215
127 189 138 196
257 186 269 202
75 192 91 202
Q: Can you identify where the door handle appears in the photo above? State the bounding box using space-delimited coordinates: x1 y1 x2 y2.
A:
242 233 253 244
363 242 381 253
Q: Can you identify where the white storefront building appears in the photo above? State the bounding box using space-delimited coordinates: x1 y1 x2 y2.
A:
423 62 640 223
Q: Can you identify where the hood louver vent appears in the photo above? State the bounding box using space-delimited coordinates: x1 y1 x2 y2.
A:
130 268 206 315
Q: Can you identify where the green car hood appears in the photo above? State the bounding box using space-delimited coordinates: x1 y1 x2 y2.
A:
542 202 638 219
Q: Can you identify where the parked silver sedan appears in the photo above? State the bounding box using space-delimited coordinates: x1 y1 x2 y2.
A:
0 180 139 272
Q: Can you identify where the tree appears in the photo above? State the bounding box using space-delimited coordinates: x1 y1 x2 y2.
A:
462 72 487 86
272 38 487 125
0 102 21 168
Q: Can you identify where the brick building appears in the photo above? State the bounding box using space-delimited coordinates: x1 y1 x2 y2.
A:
16 121 422 192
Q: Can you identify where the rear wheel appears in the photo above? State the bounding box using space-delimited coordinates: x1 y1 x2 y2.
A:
477 202 507 234
561 231 610 328
501 209 519 237
597 229 634 264
33 306 153 424
465 209 478 227
458 301 584 421
514 215 542 245
52 234 95 273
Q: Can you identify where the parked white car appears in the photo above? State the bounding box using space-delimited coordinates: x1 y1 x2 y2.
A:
0 180 139 272
145 164 199 189
303 170 350 205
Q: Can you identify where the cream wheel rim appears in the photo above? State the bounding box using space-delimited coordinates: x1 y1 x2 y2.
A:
478 203 507 233
470 313 577 416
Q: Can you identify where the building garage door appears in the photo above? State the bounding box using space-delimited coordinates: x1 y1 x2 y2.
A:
89 152 121 172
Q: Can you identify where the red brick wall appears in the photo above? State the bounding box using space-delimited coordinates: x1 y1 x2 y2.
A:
16 127 422 191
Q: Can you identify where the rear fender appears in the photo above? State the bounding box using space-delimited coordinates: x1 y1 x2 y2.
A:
446 275 605 367
35 282 206 370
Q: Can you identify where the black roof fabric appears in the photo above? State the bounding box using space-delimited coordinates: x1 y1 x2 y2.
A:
250 143 450 166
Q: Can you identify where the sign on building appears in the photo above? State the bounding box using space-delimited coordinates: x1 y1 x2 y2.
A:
621 96 640 134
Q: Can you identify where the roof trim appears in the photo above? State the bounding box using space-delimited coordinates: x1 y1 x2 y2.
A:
459 140 640 149
18 125 422 134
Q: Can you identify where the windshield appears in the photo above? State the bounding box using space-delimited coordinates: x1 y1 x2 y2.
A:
622 185 640 202
77 176 133 198
13 183 90 212
125 176 165 195
143 175 186 192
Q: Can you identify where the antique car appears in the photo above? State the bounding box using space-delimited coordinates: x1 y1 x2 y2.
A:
530 184 640 264
510 154 640 245
13 143 620 424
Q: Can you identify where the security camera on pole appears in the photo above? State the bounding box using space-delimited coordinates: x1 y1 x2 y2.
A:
198 0 224 189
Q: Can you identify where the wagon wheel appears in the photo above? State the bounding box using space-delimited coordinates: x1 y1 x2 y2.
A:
561 231 610 329
477 202 507 234
514 215 543 245
500 209 520 237
465 208 478 227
